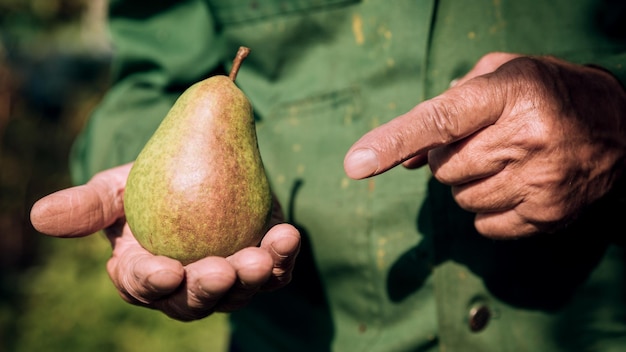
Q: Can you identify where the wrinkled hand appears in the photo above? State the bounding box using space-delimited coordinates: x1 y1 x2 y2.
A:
30 163 301 321
345 52 626 237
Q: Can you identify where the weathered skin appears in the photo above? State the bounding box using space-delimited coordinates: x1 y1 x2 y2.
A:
123 74 272 265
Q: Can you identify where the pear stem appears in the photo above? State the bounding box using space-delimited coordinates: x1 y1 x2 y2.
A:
229 46 251 81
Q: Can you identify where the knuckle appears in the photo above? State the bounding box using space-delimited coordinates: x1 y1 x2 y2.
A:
422 97 464 144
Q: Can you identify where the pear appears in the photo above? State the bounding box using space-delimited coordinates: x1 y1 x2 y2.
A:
123 47 272 265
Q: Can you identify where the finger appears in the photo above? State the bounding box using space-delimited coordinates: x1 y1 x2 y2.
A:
344 76 506 179
30 163 133 237
427 122 531 185
401 153 428 169
106 222 185 306
474 210 541 238
217 247 273 312
156 257 236 321
466 181 568 238
450 170 525 214
259 223 301 291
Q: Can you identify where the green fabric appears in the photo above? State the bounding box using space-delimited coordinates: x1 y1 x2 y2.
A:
70 0 626 351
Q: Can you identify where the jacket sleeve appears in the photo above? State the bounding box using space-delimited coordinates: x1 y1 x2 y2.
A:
70 0 224 185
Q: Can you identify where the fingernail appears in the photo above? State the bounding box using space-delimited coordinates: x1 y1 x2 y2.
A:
344 148 379 179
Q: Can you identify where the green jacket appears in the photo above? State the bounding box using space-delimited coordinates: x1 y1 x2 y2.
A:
71 1 626 351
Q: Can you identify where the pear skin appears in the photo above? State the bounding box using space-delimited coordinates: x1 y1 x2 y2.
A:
123 47 272 265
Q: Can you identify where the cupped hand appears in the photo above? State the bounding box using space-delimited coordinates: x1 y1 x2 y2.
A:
30 163 301 321
344 52 626 237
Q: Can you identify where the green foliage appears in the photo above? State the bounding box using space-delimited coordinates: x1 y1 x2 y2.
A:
9 234 229 352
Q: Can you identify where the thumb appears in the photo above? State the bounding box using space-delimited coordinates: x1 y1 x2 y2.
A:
30 163 133 237
344 77 505 179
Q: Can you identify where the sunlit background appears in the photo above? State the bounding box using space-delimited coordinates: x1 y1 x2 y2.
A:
0 1 228 350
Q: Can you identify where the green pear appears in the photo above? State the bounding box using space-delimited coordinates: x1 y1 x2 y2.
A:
123 47 272 265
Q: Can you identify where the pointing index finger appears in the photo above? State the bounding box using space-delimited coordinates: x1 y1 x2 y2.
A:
343 77 505 179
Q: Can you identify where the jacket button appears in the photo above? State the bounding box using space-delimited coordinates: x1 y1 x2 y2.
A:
468 304 491 332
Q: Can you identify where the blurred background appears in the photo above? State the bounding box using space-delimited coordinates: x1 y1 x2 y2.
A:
0 1 228 351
